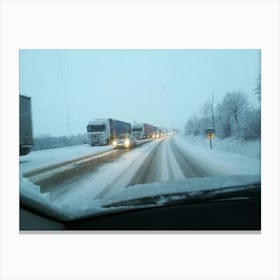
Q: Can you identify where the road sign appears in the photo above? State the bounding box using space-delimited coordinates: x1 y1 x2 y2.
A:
206 133 215 139
205 129 215 149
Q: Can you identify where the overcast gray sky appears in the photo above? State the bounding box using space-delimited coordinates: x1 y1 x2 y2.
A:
19 49 260 137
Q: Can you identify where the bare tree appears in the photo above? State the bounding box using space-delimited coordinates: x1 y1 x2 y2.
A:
209 93 215 129
185 91 259 140
184 115 200 135
199 94 215 131
216 102 232 138
221 91 250 124
200 102 211 121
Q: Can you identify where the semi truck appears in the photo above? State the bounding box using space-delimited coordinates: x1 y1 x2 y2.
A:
159 127 168 137
87 118 131 146
20 95 33 155
132 123 156 140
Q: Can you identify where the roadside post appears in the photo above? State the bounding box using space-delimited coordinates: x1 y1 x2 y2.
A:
206 128 215 150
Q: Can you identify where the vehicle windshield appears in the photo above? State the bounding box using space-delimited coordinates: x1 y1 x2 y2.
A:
87 124 105 132
132 127 142 132
19 49 261 230
118 134 129 139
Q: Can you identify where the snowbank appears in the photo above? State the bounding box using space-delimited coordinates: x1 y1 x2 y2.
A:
184 134 260 159
20 175 74 220
174 134 261 175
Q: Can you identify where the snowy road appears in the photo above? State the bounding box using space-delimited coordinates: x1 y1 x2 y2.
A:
128 137 209 186
95 136 210 199
20 134 260 215
25 148 131 193
23 136 211 197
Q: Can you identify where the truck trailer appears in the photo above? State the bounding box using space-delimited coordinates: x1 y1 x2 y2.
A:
132 123 156 139
20 95 33 155
87 118 131 146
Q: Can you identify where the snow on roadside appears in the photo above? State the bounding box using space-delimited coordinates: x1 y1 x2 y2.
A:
19 144 113 174
184 134 260 159
20 176 76 220
174 133 261 175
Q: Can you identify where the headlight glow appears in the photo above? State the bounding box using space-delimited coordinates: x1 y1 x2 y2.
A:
124 139 130 146
112 140 117 146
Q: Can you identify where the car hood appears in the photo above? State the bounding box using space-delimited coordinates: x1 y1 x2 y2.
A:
101 175 260 208
74 175 260 219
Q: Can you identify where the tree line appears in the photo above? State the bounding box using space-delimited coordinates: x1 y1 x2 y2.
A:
184 78 261 140
32 133 88 151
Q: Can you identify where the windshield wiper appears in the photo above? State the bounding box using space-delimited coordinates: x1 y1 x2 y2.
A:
102 183 260 208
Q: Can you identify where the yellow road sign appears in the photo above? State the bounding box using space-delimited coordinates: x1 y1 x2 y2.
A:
207 133 215 139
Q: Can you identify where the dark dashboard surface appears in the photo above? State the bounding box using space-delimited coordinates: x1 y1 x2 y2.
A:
20 197 261 231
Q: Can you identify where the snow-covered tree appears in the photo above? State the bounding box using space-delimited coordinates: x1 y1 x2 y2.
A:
32 133 88 151
184 91 260 140
254 74 261 102
215 102 233 138
220 91 250 124
184 115 200 136
237 109 261 140
200 94 215 130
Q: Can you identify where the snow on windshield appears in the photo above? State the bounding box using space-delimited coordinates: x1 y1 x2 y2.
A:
101 174 260 207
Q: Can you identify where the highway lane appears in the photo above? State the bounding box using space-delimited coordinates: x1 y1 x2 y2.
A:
24 148 131 193
23 139 153 193
127 136 210 187
23 136 212 202
95 136 211 199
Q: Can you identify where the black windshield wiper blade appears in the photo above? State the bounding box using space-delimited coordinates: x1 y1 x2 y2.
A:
102 183 261 208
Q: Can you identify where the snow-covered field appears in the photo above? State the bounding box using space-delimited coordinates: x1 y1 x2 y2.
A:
20 133 261 218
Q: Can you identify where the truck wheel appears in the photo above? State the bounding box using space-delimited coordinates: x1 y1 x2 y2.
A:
20 147 30 156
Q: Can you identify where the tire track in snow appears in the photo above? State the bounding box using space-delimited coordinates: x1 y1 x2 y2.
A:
95 140 162 199
32 149 129 193
51 141 162 207
125 136 195 187
155 138 169 181
126 140 164 186
165 139 175 180
126 137 178 185
165 138 185 180
169 137 210 177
